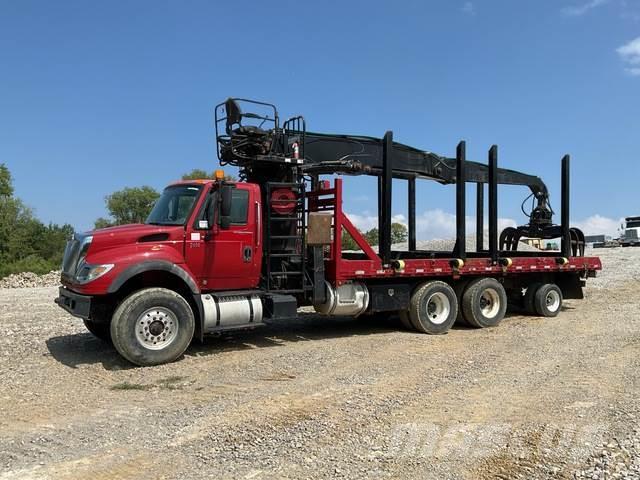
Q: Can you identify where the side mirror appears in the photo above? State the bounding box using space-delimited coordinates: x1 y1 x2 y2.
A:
220 185 233 217
219 184 233 229
220 216 231 229
198 220 209 229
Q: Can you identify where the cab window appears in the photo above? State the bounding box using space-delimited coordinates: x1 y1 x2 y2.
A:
230 189 249 224
147 185 202 226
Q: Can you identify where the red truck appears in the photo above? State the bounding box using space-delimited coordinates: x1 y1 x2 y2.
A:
56 98 602 366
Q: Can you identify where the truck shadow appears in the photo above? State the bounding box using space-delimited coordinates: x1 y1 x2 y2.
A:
46 334 135 370
46 309 559 369
45 313 403 370
187 312 404 359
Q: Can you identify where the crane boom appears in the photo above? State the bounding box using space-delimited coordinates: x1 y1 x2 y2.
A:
301 131 549 199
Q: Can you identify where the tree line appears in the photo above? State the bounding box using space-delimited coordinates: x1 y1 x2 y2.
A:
94 169 233 228
341 223 407 250
0 164 73 277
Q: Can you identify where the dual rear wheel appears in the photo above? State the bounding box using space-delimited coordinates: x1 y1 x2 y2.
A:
400 278 562 335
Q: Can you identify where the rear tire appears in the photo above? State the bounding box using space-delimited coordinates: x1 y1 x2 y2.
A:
405 281 458 334
533 283 563 317
453 281 470 326
111 288 195 366
398 311 415 331
83 319 112 342
462 278 507 328
524 282 543 315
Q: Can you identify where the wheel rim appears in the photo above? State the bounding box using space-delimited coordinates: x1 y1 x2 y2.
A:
479 288 501 319
424 292 450 325
545 290 561 313
135 307 179 350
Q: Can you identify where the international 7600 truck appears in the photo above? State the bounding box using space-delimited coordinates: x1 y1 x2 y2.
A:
56 98 602 366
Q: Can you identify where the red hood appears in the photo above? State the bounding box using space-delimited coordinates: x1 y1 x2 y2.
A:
88 223 185 255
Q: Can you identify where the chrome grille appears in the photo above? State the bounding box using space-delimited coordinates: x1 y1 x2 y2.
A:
61 233 91 280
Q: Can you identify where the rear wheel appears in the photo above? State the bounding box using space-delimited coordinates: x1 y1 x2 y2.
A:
398 311 415 330
111 288 195 366
523 282 543 315
462 278 507 328
453 281 470 327
533 283 563 317
83 319 112 342
405 281 458 334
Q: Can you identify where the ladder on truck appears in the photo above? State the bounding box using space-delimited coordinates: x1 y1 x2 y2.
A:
264 182 308 294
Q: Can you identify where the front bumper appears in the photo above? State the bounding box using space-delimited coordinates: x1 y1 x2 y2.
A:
55 287 92 320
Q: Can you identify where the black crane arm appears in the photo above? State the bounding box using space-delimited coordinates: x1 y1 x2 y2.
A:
215 98 559 237
300 131 549 199
215 97 584 257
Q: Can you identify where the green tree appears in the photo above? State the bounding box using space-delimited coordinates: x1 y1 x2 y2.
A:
0 164 13 197
103 186 160 225
361 223 406 246
341 229 359 251
391 222 408 244
0 164 74 277
181 169 237 181
94 217 113 229
181 169 211 180
364 227 379 246
0 196 33 264
36 223 74 265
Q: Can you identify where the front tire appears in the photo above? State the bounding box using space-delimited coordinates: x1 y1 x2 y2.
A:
83 319 112 342
111 288 195 366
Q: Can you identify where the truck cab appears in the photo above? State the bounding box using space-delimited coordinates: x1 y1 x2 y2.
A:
56 177 274 365
621 216 640 247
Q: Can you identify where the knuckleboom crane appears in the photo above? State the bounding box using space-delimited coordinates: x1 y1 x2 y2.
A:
215 97 585 267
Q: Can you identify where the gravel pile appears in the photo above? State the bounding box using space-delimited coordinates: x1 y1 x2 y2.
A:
574 432 640 479
0 270 61 289
587 246 640 289
350 235 541 253
392 235 540 252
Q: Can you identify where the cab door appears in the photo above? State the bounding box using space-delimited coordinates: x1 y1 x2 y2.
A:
186 183 262 291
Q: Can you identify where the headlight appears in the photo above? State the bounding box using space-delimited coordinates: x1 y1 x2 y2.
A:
75 264 114 284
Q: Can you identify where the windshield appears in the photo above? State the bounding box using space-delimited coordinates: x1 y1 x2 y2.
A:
626 221 640 229
146 185 202 226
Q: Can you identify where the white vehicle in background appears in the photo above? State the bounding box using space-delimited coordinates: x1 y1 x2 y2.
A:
621 216 640 247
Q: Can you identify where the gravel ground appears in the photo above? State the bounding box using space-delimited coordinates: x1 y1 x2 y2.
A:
0 247 638 479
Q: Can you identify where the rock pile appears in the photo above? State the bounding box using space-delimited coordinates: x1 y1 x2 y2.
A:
574 432 640 479
0 270 61 289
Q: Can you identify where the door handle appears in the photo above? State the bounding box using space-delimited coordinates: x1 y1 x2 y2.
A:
243 246 252 262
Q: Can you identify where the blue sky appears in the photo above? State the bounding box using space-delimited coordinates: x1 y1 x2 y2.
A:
1 0 639 238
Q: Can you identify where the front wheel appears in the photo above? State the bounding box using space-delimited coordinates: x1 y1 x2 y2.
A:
111 288 195 366
83 319 112 342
